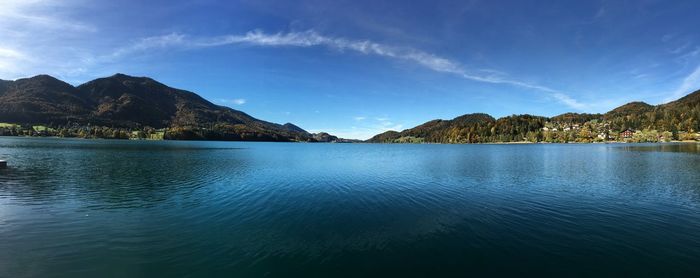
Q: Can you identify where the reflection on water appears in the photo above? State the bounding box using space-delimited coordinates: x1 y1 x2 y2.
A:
617 142 700 154
1 138 700 277
0 139 248 208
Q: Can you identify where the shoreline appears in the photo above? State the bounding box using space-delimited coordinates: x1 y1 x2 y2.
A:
1 135 698 145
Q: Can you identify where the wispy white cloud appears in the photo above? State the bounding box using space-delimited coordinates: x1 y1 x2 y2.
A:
0 0 97 80
678 47 700 63
632 73 649 79
1 21 597 111
668 42 691 55
665 65 700 103
594 6 607 19
109 30 592 110
217 98 247 105
0 0 96 33
353 116 366 121
1 18 606 112
551 93 587 110
0 47 27 60
108 33 186 60
661 34 675 43
375 117 403 132
0 47 31 77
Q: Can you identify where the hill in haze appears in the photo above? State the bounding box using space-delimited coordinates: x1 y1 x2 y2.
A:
0 74 344 142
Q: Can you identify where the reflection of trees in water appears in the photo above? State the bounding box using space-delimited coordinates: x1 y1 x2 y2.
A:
0 141 251 208
619 143 700 153
614 143 700 202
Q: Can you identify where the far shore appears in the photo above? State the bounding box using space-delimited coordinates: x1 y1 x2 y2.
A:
2 135 699 145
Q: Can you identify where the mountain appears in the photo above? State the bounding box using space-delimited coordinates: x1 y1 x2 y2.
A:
2 74 698 143
0 75 92 124
604 101 653 119
367 131 401 143
75 74 288 130
663 90 700 109
0 74 330 142
368 90 700 143
281 123 308 133
551 112 602 123
368 113 496 143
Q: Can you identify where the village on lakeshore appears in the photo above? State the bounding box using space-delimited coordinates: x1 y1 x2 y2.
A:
540 121 700 143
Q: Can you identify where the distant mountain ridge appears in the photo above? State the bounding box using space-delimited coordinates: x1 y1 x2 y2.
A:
0 74 338 142
368 90 700 143
2 74 698 143
281 123 307 133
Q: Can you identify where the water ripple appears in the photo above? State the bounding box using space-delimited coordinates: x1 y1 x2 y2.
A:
1 139 700 276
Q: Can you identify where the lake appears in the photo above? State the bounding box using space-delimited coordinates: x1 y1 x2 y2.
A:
1 137 699 277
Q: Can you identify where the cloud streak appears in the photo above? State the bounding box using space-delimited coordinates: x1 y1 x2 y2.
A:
217 98 247 105
110 30 590 110
2 23 595 110
0 0 96 33
0 0 97 80
665 65 700 103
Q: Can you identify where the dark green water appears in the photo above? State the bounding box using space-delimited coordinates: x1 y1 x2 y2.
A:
1 137 699 277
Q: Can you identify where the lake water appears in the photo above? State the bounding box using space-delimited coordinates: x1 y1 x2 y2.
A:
1 137 699 277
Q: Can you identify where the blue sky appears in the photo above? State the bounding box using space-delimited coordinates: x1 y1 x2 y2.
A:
1 0 700 139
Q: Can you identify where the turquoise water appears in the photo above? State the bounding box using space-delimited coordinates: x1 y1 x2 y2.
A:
1 137 699 277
